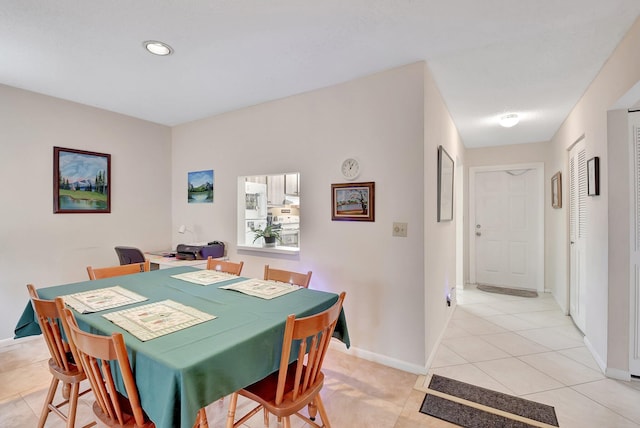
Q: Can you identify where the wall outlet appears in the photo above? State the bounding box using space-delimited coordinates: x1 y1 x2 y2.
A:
392 222 407 237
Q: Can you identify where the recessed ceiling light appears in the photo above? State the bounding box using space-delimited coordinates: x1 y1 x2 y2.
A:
143 40 173 56
499 113 519 128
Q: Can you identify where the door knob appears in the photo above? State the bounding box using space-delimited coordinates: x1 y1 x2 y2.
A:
476 231 481 236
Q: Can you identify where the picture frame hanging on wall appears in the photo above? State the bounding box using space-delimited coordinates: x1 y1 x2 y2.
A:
551 171 562 208
437 145 454 222
188 170 214 203
587 157 599 196
331 181 375 222
53 146 111 213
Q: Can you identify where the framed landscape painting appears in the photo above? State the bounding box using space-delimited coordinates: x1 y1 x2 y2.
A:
53 147 111 213
188 170 214 203
331 181 375 222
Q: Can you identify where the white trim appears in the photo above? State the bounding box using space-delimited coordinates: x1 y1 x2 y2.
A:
584 335 607 374
0 335 40 347
329 341 427 375
606 367 631 381
468 163 545 292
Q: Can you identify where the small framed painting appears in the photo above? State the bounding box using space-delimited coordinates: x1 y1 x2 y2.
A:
188 170 214 203
54 147 111 213
551 171 562 208
587 157 599 196
331 182 375 222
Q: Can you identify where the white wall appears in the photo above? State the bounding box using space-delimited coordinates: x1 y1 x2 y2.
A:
423 65 465 362
0 84 172 340
548 16 640 375
171 63 431 370
1 62 462 373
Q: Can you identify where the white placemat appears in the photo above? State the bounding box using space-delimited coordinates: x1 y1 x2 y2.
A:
62 286 148 314
219 279 300 299
171 270 238 286
103 300 216 341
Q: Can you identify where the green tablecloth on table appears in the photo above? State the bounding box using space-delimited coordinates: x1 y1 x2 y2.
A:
15 267 350 428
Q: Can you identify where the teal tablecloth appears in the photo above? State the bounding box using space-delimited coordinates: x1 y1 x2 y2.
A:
16 267 350 428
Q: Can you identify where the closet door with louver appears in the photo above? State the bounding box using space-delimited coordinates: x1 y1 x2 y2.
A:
569 138 587 333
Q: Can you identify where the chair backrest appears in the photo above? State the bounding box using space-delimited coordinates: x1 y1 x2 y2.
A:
27 284 81 374
275 292 346 405
206 257 244 276
264 264 312 288
114 246 146 265
63 308 151 427
87 261 150 280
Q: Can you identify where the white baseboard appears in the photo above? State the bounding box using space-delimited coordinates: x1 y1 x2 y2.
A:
0 335 39 348
582 335 631 380
583 336 606 373
606 367 631 381
329 340 427 375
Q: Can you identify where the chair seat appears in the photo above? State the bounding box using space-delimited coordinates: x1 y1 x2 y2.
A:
240 364 325 417
92 397 154 428
47 358 85 384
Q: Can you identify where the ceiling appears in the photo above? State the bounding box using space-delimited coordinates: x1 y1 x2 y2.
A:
2 1 640 148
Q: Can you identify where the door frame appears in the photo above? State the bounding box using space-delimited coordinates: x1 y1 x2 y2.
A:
469 163 545 292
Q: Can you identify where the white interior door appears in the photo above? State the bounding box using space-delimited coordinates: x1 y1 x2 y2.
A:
470 165 543 291
629 111 640 375
569 139 587 333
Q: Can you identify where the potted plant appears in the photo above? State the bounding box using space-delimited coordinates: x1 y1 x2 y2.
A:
251 223 281 247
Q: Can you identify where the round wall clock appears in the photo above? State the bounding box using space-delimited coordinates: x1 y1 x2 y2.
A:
341 158 360 180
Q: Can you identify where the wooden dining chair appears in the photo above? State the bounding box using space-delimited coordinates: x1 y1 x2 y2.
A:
62 307 155 427
264 264 312 288
26 284 93 428
62 307 209 428
86 260 150 280
206 257 244 276
225 292 346 428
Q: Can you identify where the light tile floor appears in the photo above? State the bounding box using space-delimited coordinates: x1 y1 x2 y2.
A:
3 286 640 427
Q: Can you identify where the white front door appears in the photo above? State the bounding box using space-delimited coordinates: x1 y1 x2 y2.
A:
470 165 543 291
569 138 587 333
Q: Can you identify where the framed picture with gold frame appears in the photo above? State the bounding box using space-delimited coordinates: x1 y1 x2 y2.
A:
331 182 375 222
551 171 562 208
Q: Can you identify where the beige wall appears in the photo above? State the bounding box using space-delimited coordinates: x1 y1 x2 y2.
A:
548 16 640 376
423 64 465 361
171 63 444 371
0 85 172 339
1 63 461 373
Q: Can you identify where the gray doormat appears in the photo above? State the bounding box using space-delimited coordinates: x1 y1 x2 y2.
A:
477 284 538 298
420 375 559 427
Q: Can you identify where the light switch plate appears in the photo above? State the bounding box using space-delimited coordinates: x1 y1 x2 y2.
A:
392 222 407 237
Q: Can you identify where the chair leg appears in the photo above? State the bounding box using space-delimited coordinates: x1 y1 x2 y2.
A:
38 377 59 428
226 393 239 428
308 401 317 421
65 382 80 428
314 395 331 428
263 407 269 426
62 382 71 399
194 408 209 428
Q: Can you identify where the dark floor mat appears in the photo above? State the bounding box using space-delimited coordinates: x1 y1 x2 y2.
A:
419 375 559 427
477 284 538 298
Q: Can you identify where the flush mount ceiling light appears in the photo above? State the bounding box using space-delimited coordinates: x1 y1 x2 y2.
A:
499 113 520 128
143 40 173 56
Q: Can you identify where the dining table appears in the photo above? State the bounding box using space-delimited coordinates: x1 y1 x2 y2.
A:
14 266 350 428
